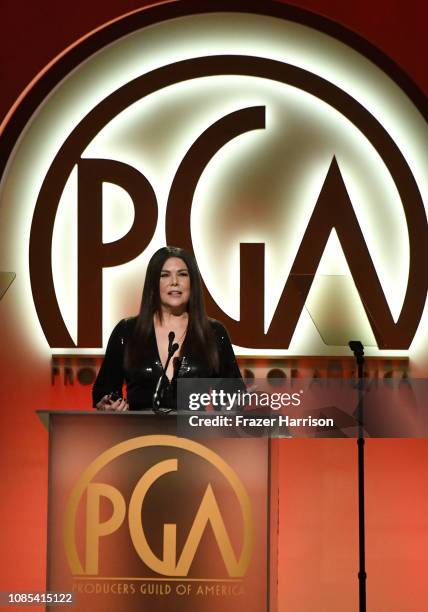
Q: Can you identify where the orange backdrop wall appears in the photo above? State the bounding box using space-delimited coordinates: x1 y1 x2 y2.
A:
1 1 427 611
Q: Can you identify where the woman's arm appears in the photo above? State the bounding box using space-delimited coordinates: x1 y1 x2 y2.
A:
209 320 246 412
211 320 243 380
92 319 128 409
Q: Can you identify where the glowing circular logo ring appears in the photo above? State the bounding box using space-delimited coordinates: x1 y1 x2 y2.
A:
64 434 254 576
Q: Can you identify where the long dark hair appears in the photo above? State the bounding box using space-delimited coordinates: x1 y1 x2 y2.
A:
125 246 219 372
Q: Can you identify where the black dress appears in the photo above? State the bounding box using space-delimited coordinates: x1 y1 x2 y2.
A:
92 318 243 411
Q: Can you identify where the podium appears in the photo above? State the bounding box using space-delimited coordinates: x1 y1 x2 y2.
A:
38 411 278 612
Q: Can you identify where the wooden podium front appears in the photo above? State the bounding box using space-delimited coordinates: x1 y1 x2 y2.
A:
38 411 278 612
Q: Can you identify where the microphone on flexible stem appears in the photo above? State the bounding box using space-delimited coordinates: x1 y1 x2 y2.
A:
168 331 175 353
153 331 179 415
167 331 179 362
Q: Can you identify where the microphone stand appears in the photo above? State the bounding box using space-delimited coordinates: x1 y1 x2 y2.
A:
349 340 366 612
153 332 179 416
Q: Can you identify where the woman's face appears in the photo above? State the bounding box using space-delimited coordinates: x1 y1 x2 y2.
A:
159 257 191 314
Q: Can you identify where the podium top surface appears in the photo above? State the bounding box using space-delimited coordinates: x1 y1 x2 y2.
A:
36 409 173 430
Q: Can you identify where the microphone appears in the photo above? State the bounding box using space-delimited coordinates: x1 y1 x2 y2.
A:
153 331 179 415
348 340 364 364
167 331 179 358
168 331 175 353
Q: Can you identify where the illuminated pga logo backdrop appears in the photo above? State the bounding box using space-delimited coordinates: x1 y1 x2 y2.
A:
1 1 427 358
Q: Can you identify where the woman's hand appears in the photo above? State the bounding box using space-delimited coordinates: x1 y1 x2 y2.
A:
96 394 129 411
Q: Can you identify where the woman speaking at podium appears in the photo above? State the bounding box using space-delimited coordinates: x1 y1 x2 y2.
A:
93 246 242 411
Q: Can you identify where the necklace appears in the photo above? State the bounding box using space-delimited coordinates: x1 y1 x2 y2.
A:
154 314 188 345
175 326 187 345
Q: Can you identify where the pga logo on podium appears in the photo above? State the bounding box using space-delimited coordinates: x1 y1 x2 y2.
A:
64 436 253 578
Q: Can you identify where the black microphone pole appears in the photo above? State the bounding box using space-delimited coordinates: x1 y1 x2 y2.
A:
349 340 366 612
153 332 179 415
